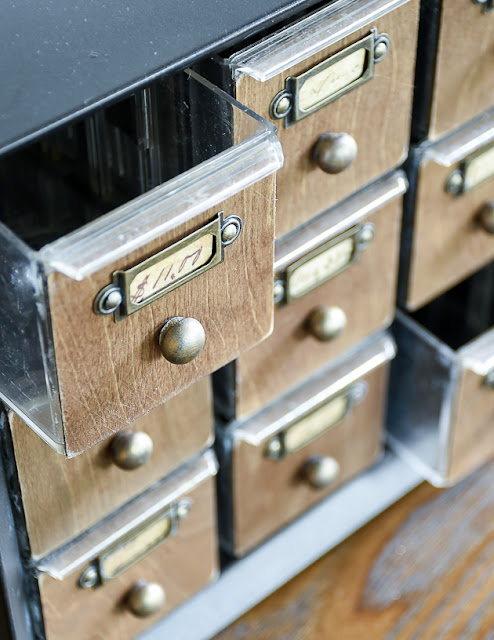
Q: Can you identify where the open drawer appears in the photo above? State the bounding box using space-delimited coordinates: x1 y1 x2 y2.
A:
389 264 494 485
0 70 283 456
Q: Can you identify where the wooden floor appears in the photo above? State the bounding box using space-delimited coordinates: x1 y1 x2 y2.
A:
215 460 494 640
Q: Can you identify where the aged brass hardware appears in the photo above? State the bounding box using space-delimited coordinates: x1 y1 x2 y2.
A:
94 212 242 321
159 317 206 364
313 132 358 174
78 498 192 589
304 455 340 489
472 0 493 13
269 30 390 127
307 306 347 341
276 222 375 305
110 431 153 470
445 142 494 196
265 381 367 460
478 201 494 233
126 581 166 617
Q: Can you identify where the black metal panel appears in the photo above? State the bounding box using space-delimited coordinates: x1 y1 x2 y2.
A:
0 0 321 156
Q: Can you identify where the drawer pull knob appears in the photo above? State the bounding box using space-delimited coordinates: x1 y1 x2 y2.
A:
313 132 357 174
159 317 206 364
478 201 494 233
127 581 165 617
307 306 347 341
304 456 340 489
110 431 153 470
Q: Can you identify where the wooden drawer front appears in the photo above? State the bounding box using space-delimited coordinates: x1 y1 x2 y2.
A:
449 366 494 483
11 378 213 557
220 333 394 557
405 140 494 310
430 0 494 140
38 454 218 640
232 0 418 237
229 362 388 557
235 193 402 419
47 177 274 456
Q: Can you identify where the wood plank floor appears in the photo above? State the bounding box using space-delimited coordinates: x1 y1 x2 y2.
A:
215 460 494 640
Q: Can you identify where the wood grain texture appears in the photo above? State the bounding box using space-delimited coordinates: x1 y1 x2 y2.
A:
231 365 387 557
216 461 494 640
40 472 218 640
235 0 418 238
235 199 401 419
449 367 494 484
47 177 275 455
430 0 494 140
10 378 213 557
406 160 494 310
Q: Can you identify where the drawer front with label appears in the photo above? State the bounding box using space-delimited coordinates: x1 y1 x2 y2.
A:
9 377 213 557
402 117 494 310
218 0 418 237
218 333 394 557
231 173 404 419
48 180 275 456
36 453 218 640
0 71 282 456
429 0 494 140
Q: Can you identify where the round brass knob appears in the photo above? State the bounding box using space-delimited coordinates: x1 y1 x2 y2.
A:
304 456 340 489
110 431 153 470
307 306 347 341
158 317 206 365
127 581 165 617
478 201 494 233
313 132 357 174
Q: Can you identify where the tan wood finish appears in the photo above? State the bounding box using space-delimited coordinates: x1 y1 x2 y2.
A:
216 462 494 640
234 0 418 238
39 473 218 640
406 160 494 310
430 0 494 140
231 365 387 557
10 378 213 557
47 177 275 456
448 367 494 484
235 199 401 419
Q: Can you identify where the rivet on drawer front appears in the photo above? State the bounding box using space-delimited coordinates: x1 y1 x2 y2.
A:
159 317 206 365
126 581 165 617
313 132 357 174
307 306 347 341
110 431 153 470
477 201 494 233
304 456 340 489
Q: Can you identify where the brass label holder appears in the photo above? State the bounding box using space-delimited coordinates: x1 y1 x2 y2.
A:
93 212 242 321
445 141 494 197
78 498 192 589
270 30 390 127
264 381 368 460
274 222 375 306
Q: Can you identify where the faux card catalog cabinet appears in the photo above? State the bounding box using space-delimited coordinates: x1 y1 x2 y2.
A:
0 71 282 456
35 452 218 640
217 332 395 557
389 270 494 486
400 111 494 310
7 377 213 557
413 0 494 142
216 172 405 421
208 0 418 237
